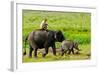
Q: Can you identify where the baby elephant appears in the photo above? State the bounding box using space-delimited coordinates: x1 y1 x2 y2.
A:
61 40 80 56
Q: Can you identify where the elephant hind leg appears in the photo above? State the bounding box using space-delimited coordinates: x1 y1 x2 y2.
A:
29 45 33 58
29 41 38 58
68 49 72 54
61 50 65 56
34 48 38 58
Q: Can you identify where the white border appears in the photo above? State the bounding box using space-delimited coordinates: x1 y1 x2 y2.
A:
11 1 97 72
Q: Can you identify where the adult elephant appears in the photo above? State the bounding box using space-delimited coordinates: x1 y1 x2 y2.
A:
24 29 65 58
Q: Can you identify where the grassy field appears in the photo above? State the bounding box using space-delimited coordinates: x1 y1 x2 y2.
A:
22 10 91 63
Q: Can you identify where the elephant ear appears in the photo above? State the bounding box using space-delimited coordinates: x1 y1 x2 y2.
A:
55 30 65 42
55 30 61 38
56 30 62 35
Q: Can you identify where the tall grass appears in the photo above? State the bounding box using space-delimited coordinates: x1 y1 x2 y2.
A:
23 10 91 45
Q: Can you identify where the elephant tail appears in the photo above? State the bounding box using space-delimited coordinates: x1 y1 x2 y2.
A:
23 35 28 55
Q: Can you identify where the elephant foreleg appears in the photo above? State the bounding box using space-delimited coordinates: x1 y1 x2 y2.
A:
52 44 56 56
71 48 75 54
42 48 49 57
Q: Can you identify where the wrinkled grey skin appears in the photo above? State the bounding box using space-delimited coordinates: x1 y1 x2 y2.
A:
24 29 65 58
61 40 80 56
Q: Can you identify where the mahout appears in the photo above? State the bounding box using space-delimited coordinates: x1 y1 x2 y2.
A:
40 18 48 30
23 29 65 58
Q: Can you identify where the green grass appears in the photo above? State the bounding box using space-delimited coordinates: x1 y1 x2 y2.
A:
22 10 91 62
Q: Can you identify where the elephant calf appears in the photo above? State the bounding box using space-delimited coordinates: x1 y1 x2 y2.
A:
61 40 80 56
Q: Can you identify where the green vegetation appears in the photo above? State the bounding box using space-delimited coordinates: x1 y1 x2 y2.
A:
22 10 91 62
